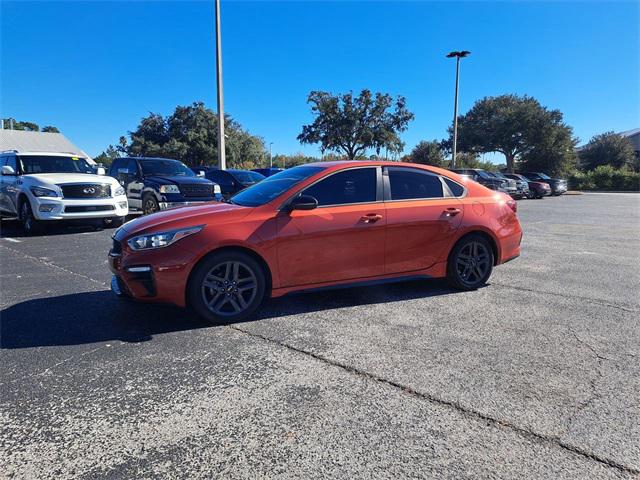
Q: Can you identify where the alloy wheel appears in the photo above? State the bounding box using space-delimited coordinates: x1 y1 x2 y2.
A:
21 202 33 232
455 241 491 285
201 261 258 317
144 198 158 215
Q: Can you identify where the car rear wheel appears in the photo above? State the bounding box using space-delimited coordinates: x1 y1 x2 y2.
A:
20 200 43 235
447 234 494 290
188 251 267 324
142 194 159 215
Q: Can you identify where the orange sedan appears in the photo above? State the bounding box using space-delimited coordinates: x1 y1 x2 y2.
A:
108 161 522 323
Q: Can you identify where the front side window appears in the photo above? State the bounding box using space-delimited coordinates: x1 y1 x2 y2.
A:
5 155 17 171
18 155 94 174
303 168 377 206
139 159 195 177
231 165 325 207
387 168 443 200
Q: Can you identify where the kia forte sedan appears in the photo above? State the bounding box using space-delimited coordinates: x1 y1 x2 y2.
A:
108 162 522 323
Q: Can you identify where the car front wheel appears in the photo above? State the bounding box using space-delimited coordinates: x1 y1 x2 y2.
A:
188 251 267 324
447 234 494 290
20 200 43 235
142 194 159 215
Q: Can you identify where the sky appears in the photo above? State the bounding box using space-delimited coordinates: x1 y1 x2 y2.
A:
1 0 639 161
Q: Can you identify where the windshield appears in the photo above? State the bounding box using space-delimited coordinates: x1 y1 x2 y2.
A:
19 155 95 174
492 172 508 179
140 159 195 177
536 173 551 179
231 166 325 207
476 170 493 179
232 171 265 184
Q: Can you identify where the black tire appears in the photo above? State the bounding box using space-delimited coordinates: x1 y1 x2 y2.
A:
19 199 43 235
103 217 125 228
142 194 159 216
447 234 494 290
188 251 267 324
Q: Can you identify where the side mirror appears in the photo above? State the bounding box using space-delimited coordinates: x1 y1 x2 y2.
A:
96 167 106 175
1 165 16 175
288 194 318 211
196 170 205 177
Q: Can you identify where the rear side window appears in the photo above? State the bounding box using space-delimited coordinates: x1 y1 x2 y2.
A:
387 168 443 200
303 168 377 206
444 178 465 197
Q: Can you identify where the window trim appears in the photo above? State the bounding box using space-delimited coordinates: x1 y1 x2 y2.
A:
383 166 464 202
280 166 383 210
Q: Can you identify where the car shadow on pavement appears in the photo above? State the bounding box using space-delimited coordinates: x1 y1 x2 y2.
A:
0 218 110 238
1 278 463 349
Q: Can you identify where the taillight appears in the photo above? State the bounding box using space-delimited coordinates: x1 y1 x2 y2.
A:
507 199 517 213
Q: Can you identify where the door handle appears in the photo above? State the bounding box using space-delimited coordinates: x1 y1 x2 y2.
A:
443 208 462 217
360 213 383 223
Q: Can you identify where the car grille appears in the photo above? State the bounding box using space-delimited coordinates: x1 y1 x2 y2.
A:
180 184 215 197
60 184 111 199
65 205 115 213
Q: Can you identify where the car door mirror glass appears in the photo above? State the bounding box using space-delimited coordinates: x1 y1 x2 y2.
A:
289 194 318 211
1 165 16 175
96 167 106 175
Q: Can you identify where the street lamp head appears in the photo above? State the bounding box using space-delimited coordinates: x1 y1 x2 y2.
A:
446 50 471 58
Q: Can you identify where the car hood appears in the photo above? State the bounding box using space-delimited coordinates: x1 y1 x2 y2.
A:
24 173 118 185
119 202 251 237
143 175 214 186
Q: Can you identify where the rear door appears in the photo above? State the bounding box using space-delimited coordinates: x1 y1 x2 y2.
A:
276 166 386 287
383 166 463 274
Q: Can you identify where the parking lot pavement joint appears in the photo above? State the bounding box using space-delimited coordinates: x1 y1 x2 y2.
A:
228 324 640 476
491 282 639 313
0 243 108 288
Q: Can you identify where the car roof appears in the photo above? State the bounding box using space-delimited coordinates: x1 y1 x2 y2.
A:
122 156 182 162
4 151 88 158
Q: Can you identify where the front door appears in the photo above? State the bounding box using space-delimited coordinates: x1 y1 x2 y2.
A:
276 166 386 287
383 166 463 274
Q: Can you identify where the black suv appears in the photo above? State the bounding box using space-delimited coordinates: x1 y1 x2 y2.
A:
109 157 222 215
450 168 507 191
516 171 567 195
192 168 265 199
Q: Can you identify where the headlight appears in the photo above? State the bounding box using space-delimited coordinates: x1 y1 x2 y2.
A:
114 186 125 196
30 186 58 197
127 225 204 251
159 185 180 194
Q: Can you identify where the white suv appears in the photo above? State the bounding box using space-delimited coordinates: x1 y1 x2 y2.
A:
0 151 128 234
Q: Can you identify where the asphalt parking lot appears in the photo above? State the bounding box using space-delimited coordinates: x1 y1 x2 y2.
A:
1 193 639 479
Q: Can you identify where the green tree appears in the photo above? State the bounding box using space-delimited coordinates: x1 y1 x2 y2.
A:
578 132 637 171
2 119 61 133
41 126 60 133
124 102 267 168
298 89 414 159
407 140 445 166
94 145 121 167
453 94 577 174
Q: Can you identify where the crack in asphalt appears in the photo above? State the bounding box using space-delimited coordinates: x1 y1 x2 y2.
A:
228 324 640 476
492 282 639 313
561 328 609 439
0 244 108 287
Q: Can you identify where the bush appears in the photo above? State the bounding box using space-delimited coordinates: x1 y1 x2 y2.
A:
569 166 640 191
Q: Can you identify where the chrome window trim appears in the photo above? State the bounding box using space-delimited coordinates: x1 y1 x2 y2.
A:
383 166 469 202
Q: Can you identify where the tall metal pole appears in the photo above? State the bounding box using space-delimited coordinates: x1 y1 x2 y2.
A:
215 0 226 170
451 56 460 169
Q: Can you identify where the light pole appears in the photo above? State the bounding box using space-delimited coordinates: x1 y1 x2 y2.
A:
215 0 226 170
269 142 273 168
446 50 470 169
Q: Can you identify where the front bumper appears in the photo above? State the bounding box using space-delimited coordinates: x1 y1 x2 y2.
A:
159 200 209 210
32 194 129 221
